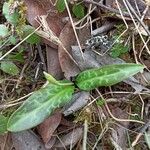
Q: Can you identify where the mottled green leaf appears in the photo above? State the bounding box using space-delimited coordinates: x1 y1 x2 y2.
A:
72 4 85 19
0 61 19 75
75 63 144 91
0 115 8 134
22 25 41 44
0 24 9 37
56 0 66 12
7 83 74 132
3 2 20 25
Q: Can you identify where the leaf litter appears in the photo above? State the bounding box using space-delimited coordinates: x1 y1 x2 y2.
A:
0 0 150 149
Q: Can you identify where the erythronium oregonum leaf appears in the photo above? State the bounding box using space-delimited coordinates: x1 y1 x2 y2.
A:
7 82 74 132
75 63 144 91
0 115 8 134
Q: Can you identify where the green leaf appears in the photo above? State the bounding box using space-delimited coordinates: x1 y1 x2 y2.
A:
72 4 85 19
8 52 24 63
7 83 74 132
3 2 20 25
96 99 105 107
44 72 73 86
110 43 129 58
9 35 17 45
0 61 19 75
56 0 66 12
44 71 61 85
22 25 41 44
0 24 9 37
0 114 8 134
75 63 144 91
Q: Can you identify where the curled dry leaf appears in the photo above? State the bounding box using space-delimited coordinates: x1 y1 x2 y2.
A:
46 45 63 79
37 112 62 149
58 22 80 79
54 127 83 149
11 130 46 150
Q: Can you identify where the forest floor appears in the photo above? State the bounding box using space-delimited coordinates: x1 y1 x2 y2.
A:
0 0 150 150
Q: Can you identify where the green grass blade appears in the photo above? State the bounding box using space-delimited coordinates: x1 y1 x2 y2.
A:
75 63 144 91
7 83 74 132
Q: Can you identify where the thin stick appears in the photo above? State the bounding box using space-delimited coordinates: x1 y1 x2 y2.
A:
124 0 150 36
132 34 139 64
92 126 108 150
6 92 33 104
82 120 88 150
132 120 150 147
123 0 150 55
84 0 130 17
0 26 41 61
138 94 144 120
64 0 84 59
37 15 79 66
96 89 145 125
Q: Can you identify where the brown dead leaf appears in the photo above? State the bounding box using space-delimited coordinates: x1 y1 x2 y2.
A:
54 127 83 149
58 20 90 79
24 0 68 48
60 117 76 127
58 22 80 79
11 130 46 150
46 45 63 79
24 0 67 36
37 112 62 145
45 136 56 149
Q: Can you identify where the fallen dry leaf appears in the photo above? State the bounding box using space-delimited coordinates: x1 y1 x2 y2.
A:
24 0 67 36
24 0 68 48
46 45 63 79
58 22 80 79
37 112 62 146
54 127 83 149
63 91 90 116
11 130 46 150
